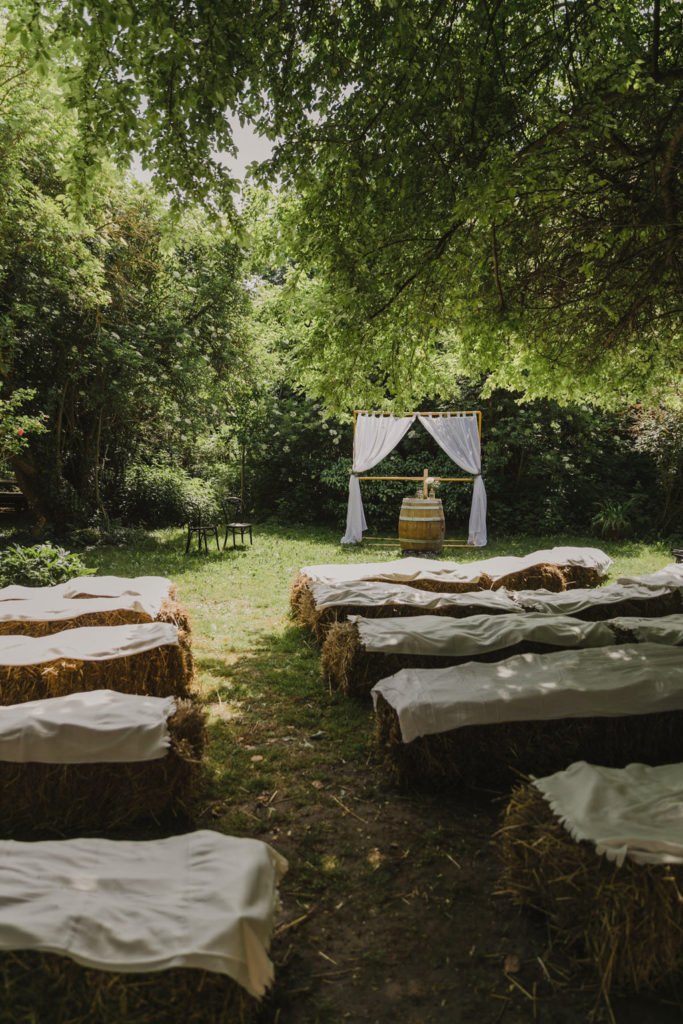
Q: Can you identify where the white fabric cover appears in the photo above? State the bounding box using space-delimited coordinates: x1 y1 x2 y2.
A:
0 575 172 604
609 615 683 646
62 575 173 602
513 583 675 616
417 414 486 546
309 579 519 613
371 643 683 743
0 830 287 997
616 564 683 590
303 557 481 585
465 545 612 580
0 594 163 623
534 761 683 866
302 546 611 587
0 582 69 602
0 690 175 763
352 612 615 656
341 414 414 544
0 622 179 666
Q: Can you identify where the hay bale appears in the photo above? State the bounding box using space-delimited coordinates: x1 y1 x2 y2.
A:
0 950 255 1024
499 782 683 995
290 572 312 616
322 620 570 698
305 591 516 643
369 572 494 594
158 596 192 634
0 638 193 706
0 607 152 637
572 591 683 621
492 563 566 593
374 694 683 790
562 565 605 589
0 599 192 638
0 700 205 836
291 572 494 627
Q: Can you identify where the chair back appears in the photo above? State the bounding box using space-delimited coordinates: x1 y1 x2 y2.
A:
221 496 243 520
186 499 220 528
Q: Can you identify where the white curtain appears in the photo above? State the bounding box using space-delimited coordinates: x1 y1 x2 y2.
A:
417 414 487 546
341 414 415 544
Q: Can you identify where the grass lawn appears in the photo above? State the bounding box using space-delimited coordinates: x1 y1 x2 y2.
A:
26 527 683 1021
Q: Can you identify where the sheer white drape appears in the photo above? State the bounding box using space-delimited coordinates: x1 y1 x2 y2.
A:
341 414 415 544
417 414 487 546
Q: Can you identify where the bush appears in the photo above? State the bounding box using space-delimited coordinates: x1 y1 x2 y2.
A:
0 543 94 587
120 465 220 527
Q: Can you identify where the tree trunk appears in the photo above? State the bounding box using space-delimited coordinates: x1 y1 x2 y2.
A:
10 454 49 530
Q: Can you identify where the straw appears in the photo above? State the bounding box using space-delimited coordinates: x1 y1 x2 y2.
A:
0 700 206 837
321 620 567 697
0 636 193 705
499 781 683 995
0 949 257 1024
374 695 683 790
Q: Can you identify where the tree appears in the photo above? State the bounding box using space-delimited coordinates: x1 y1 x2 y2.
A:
0 32 254 524
9 0 682 407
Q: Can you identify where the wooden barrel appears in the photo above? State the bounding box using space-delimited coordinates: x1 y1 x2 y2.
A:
398 498 445 552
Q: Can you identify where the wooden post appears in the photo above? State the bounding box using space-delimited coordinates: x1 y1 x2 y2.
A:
423 468 429 498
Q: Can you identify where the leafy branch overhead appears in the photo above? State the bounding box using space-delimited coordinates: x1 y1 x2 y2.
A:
9 0 683 406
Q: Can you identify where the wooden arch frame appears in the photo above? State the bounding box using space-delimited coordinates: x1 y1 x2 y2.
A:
352 409 483 499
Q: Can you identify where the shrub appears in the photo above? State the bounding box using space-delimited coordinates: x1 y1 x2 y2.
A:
0 543 94 587
120 465 219 527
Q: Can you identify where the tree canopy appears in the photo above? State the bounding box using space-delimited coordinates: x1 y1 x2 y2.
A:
6 0 683 408
0 33 259 523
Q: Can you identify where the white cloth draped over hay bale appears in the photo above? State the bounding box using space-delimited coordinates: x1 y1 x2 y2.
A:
533 760 683 867
0 592 190 637
608 614 683 646
514 582 683 620
357 611 615 656
0 690 205 834
0 622 193 704
0 690 175 763
372 644 683 787
616 563 683 590
0 830 286 1020
500 761 683 995
298 579 521 640
293 546 611 607
321 613 618 696
0 575 173 604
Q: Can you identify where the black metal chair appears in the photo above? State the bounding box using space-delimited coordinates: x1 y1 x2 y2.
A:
184 501 220 554
672 548 683 564
220 496 253 549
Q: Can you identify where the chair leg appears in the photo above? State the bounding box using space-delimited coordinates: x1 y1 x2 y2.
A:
213 527 220 550
185 526 192 554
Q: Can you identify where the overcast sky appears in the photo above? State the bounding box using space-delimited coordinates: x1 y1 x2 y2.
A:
131 116 275 186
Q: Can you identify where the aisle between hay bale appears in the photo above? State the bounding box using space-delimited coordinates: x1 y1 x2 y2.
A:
499 782 683 998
